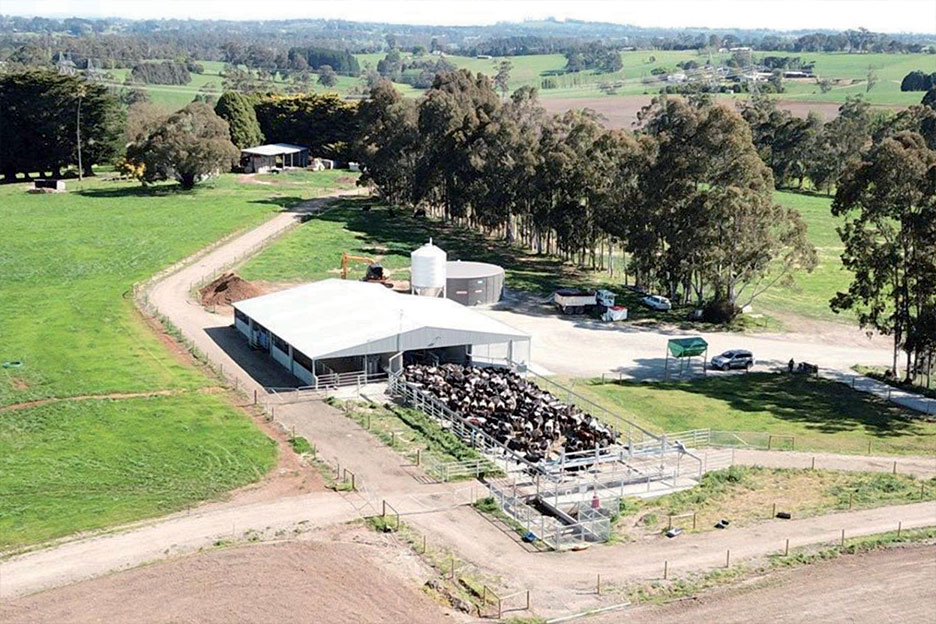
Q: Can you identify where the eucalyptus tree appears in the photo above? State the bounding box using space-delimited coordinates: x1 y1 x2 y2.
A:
808 95 872 192
637 96 816 315
832 131 936 379
472 86 546 243
353 79 420 206
535 109 606 261
414 70 501 221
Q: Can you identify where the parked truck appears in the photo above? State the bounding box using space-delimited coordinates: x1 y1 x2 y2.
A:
552 288 624 318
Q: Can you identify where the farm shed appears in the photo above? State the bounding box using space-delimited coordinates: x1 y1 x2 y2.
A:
232 279 530 387
241 143 309 173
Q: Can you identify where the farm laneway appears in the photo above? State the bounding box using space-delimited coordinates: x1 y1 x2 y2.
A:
6 192 934 616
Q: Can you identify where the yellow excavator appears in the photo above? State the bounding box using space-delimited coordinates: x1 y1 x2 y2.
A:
340 253 389 284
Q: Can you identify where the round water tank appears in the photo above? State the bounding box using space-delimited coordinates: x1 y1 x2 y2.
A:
445 261 505 306
411 240 447 297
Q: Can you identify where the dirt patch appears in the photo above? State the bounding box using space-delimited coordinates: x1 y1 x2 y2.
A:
237 174 272 185
597 544 936 624
250 280 307 296
8 377 29 391
336 175 357 185
540 96 902 129
0 527 462 624
199 272 262 307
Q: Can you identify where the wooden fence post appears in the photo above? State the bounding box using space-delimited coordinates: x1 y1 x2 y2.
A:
897 521 902 538
784 538 789 556
726 549 731 568
596 574 601 595
663 560 668 579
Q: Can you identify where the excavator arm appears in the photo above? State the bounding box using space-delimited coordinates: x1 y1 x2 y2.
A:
340 253 377 279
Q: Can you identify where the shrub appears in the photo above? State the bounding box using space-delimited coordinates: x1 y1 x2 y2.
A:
702 299 740 323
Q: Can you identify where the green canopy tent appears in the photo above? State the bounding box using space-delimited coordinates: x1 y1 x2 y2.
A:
664 337 708 379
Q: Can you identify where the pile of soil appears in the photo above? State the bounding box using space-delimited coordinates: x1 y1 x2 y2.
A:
199 272 261 307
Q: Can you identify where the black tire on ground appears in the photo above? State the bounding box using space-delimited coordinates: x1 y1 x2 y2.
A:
746 362 753 371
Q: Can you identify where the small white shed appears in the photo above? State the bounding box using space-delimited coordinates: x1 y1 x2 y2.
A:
241 143 310 173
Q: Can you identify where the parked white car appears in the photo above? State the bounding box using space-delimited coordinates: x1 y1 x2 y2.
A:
641 295 672 311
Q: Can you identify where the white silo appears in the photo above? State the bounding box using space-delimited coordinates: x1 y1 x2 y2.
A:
410 239 447 298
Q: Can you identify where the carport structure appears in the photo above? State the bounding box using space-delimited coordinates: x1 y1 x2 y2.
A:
664 337 709 379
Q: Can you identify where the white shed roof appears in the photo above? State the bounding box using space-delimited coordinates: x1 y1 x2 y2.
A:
233 279 529 360
241 143 308 156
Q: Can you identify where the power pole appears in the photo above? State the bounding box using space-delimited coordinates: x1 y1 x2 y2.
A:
76 94 83 182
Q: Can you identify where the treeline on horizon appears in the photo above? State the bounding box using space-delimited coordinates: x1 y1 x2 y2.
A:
0 14 933 75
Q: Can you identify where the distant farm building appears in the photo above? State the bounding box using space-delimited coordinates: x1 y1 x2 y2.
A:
241 143 309 174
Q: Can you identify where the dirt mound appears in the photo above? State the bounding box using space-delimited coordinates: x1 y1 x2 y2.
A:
199 272 261 307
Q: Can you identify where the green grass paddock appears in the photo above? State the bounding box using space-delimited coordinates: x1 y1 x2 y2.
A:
0 393 276 551
0 170 357 406
573 372 936 456
0 169 356 549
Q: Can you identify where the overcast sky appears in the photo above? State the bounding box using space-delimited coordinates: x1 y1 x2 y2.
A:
3 0 935 34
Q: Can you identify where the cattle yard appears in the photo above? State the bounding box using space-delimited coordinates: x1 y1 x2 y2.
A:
387 361 722 550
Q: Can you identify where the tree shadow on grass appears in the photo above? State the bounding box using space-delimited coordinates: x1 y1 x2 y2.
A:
315 198 581 296
248 196 308 211
618 372 931 439
75 184 200 199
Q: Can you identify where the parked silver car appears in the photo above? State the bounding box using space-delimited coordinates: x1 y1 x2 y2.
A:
711 350 755 371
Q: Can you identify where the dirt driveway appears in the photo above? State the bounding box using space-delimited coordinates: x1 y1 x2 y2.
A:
595 544 936 624
480 293 893 379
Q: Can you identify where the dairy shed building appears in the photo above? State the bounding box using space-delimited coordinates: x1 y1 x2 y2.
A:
233 279 530 386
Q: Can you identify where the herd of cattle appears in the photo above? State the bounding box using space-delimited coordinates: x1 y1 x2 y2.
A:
402 363 617 463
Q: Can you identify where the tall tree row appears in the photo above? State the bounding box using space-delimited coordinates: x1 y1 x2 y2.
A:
0 71 123 181
353 70 817 321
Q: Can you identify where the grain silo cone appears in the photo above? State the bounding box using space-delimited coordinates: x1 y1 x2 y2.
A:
410 239 447 298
